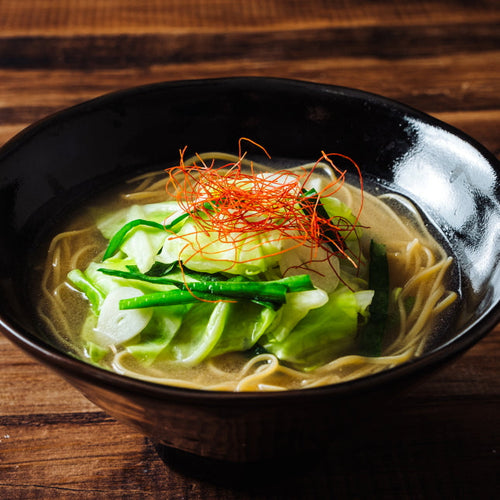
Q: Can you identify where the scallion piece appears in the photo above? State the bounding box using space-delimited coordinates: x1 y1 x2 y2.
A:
108 270 314 309
98 266 312 295
102 218 168 261
358 240 390 356
102 202 220 262
300 188 346 252
119 290 228 309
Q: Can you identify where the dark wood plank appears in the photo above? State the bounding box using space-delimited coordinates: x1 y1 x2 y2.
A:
1 0 498 35
1 21 499 70
0 336 96 416
0 49 499 127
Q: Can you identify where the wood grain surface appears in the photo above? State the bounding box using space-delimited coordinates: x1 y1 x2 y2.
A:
0 1 499 498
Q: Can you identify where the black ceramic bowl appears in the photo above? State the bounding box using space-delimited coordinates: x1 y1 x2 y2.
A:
1 78 499 462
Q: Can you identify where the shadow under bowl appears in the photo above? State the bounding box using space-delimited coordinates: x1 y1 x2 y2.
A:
0 77 499 462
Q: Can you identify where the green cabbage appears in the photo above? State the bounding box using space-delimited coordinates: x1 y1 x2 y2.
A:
158 221 285 275
67 188 385 373
263 287 374 370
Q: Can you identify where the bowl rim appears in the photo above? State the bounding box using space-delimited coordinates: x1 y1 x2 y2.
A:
1 76 499 404
2 76 499 167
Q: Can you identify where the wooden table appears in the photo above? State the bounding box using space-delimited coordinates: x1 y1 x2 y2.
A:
0 1 498 498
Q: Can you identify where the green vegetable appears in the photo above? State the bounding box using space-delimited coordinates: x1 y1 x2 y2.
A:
263 286 372 370
141 261 178 277
115 273 314 309
156 299 277 365
209 302 276 357
357 240 390 356
166 301 231 365
102 200 224 263
119 289 231 309
99 202 184 273
84 340 109 364
300 189 346 251
157 219 285 275
67 269 105 314
95 200 180 239
102 218 168 261
125 305 187 365
320 196 363 242
68 181 384 371
263 288 329 343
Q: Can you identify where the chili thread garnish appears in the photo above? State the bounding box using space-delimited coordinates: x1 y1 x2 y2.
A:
164 144 365 276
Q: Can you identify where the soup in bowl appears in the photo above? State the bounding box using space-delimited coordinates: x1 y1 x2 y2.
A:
0 78 498 461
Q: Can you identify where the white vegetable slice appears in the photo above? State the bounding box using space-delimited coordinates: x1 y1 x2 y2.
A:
93 287 152 346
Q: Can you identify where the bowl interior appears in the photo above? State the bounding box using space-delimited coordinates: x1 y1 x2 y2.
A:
0 77 499 394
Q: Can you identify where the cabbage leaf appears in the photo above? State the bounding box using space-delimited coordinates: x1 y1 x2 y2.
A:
262 286 373 370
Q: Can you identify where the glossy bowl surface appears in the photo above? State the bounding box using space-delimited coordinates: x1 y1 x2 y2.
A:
0 77 499 461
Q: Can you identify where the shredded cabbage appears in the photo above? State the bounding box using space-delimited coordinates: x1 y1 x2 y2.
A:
69 191 384 372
